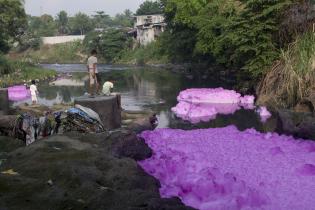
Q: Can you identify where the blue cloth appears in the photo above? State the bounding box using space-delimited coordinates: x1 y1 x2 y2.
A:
67 108 94 123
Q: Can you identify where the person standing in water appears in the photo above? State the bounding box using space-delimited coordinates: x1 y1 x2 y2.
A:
30 80 39 104
87 49 100 97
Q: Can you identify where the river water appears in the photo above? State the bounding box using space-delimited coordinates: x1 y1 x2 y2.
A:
13 64 278 131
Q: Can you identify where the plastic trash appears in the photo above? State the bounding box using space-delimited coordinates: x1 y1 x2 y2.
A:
1 169 19 175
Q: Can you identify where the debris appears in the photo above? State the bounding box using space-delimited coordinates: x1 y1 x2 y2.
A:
47 179 53 186
1 169 19 176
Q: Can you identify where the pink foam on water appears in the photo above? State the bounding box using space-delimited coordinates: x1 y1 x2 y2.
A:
257 107 272 123
139 127 315 210
172 88 256 123
177 88 242 104
8 85 30 101
172 102 240 124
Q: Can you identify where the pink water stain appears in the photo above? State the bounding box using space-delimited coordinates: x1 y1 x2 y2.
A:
139 126 315 210
8 85 30 101
172 88 257 123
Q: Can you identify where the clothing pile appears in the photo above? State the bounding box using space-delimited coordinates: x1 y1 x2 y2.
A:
12 113 62 145
0 105 104 146
63 105 104 133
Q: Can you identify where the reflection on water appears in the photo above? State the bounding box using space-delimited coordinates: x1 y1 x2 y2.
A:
12 64 278 131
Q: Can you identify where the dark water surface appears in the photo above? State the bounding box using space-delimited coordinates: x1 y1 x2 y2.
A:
13 64 278 131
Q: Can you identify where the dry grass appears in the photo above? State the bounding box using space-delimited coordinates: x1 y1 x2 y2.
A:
257 32 315 108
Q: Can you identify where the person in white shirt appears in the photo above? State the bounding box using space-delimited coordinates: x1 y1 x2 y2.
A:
30 80 38 104
87 49 100 97
102 81 114 96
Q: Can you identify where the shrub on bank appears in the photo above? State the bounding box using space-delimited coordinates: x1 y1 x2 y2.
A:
257 32 315 108
118 41 169 65
0 58 56 88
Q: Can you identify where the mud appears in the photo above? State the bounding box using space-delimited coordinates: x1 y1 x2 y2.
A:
0 130 194 210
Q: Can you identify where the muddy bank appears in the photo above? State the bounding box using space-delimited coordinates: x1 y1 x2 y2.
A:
0 130 194 210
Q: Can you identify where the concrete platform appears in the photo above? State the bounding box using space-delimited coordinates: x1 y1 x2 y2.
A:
74 95 121 130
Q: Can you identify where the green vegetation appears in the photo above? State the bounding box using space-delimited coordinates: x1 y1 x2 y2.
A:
258 32 315 108
84 29 132 63
17 41 85 64
0 58 56 88
0 0 56 87
25 10 134 38
119 42 169 65
0 0 26 53
136 0 163 15
158 0 293 80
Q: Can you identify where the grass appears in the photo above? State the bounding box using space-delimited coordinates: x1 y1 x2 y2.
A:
0 60 57 88
257 32 315 108
117 41 169 65
12 41 86 64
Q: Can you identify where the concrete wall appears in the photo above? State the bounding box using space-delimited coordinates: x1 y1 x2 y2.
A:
135 15 165 27
137 26 164 46
42 35 85 45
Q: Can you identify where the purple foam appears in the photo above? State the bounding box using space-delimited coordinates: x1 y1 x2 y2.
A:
8 85 30 101
139 127 315 210
257 106 272 123
172 88 256 123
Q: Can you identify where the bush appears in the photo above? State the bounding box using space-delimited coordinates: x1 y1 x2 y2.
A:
0 55 14 75
257 32 315 107
18 32 42 52
84 29 132 63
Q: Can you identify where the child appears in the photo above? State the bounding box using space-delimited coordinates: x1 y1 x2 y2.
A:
30 80 39 104
102 81 114 96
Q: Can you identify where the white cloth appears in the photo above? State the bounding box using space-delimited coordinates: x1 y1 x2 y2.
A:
102 81 114 95
31 94 38 102
87 56 98 73
30 84 38 102
30 84 37 95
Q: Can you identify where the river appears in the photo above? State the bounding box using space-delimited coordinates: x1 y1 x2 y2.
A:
12 64 278 132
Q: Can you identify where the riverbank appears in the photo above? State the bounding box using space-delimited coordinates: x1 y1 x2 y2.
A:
0 131 194 210
0 59 57 88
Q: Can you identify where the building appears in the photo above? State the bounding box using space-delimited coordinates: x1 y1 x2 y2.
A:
134 14 166 46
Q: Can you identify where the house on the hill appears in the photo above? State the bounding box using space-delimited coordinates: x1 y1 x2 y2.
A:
133 14 166 46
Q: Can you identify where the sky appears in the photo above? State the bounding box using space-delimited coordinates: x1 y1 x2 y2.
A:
24 0 146 17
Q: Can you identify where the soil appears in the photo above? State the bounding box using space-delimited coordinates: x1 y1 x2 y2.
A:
0 130 195 210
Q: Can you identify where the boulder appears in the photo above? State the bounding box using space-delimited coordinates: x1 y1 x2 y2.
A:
0 88 9 115
107 129 152 161
74 95 121 130
277 109 315 139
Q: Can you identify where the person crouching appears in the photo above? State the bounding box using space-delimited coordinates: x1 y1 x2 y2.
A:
102 81 114 96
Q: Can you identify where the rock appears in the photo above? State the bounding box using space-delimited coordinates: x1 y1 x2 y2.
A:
0 88 9 115
74 95 121 130
128 114 158 134
108 129 152 161
294 100 314 113
277 109 315 139
0 131 194 210
307 88 315 110
47 179 53 186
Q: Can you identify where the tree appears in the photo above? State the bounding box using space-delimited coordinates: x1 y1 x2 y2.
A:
69 13 93 35
113 9 134 27
84 29 132 62
27 14 57 37
92 11 113 28
56 11 69 35
0 0 27 53
136 0 163 15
